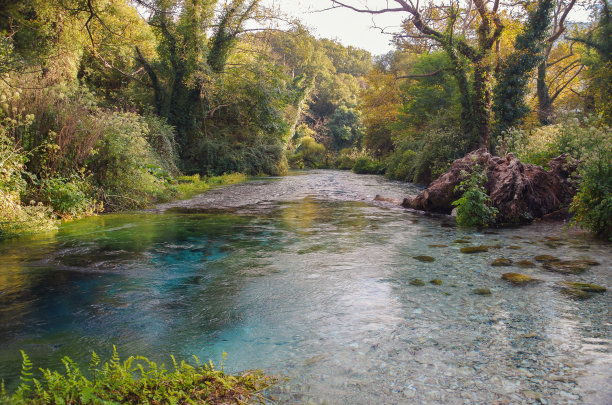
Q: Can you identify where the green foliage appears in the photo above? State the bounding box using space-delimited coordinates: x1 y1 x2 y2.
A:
2 348 275 404
570 126 612 240
86 111 173 210
327 105 365 150
289 136 326 168
573 0 612 125
493 0 554 135
501 116 609 166
35 175 99 218
386 123 470 184
452 163 498 227
351 156 386 175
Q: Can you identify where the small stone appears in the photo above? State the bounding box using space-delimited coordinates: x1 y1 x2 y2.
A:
460 246 489 253
413 255 435 262
428 244 448 248
410 279 426 286
502 273 538 285
491 258 512 266
429 279 443 285
523 390 542 401
508 245 522 250
517 260 536 268
454 239 470 244
534 255 560 262
522 332 538 338
473 288 491 295
544 236 562 241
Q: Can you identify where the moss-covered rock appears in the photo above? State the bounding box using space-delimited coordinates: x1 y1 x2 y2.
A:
560 288 591 300
560 282 606 293
473 288 492 295
413 255 435 262
517 260 536 268
502 273 538 285
534 255 560 262
491 258 512 266
410 278 426 286
429 279 443 285
543 260 597 274
460 246 489 253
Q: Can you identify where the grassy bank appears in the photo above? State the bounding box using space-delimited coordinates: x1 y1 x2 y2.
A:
0 172 247 241
1 349 275 404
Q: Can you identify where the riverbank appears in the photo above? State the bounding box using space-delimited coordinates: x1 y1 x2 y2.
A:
0 173 247 241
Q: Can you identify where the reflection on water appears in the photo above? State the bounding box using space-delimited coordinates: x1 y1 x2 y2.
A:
0 170 610 404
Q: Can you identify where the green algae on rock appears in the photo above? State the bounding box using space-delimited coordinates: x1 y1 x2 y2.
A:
517 260 536 268
491 258 512 266
410 279 426 286
502 273 538 285
534 255 560 262
413 255 435 262
429 279 443 285
460 246 489 253
560 282 606 293
543 259 598 274
473 288 492 295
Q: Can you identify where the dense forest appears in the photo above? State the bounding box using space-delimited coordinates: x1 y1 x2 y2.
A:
0 0 610 240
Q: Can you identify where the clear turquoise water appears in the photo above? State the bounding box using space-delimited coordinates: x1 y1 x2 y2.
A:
0 171 610 403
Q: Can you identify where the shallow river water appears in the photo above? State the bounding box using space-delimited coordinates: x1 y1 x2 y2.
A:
0 170 610 404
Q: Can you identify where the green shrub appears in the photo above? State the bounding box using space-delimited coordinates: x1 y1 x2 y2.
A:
570 128 612 240
1 349 275 405
386 126 468 184
1 118 56 239
351 156 386 174
35 175 100 218
87 111 171 210
289 136 325 168
452 163 498 227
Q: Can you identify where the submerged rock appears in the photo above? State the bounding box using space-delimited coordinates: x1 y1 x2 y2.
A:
428 244 448 248
508 245 522 250
413 255 435 262
534 255 560 263
460 245 489 253
429 279 443 285
560 282 606 293
402 149 578 224
473 288 492 295
454 239 470 244
502 273 538 285
374 195 401 204
410 279 426 286
492 258 513 266
543 260 598 274
517 260 536 268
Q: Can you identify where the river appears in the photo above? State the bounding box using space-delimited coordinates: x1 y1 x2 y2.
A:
0 170 610 404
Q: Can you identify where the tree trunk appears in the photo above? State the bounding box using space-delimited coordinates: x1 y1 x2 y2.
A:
472 58 492 149
537 62 554 124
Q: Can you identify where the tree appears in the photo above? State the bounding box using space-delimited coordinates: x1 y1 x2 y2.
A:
493 0 554 135
330 0 505 149
536 0 583 124
135 0 261 152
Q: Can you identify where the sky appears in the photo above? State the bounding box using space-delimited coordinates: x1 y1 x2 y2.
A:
262 0 406 55
262 0 595 56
